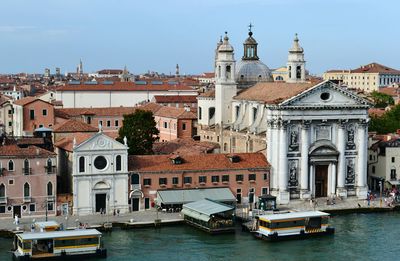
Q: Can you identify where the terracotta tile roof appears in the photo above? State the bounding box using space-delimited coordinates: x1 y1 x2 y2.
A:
51 100 63 106
379 87 400 96
153 95 198 103
234 81 318 104
12 96 38 106
97 69 124 75
16 138 44 146
325 69 348 73
128 152 269 172
198 90 215 98
56 81 194 92
55 107 137 118
139 103 163 113
153 138 219 155
53 119 98 133
153 106 197 119
351 63 400 74
177 110 197 119
0 144 55 158
0 95 11 106
368 108 386 117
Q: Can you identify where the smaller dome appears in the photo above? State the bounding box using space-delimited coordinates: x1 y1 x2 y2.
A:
218 32 234 52
289 33 304 53
244 32 257 45
235 60 272 83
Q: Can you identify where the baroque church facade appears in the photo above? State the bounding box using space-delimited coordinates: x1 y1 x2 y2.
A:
198 30 371 203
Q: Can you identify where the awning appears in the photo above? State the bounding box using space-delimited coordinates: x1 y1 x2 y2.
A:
387 180 400 185
157 187 236 205
182 199 234 222
181 208 210 222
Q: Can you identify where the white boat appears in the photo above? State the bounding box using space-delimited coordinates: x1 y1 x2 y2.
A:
253 211 335 241
13 229 107 260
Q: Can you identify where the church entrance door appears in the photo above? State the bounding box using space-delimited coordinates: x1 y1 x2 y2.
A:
132 198 139 211
95 193 107 213
315 165 328 197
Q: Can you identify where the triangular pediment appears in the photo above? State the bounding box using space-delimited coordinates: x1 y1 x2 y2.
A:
74 132 127 152
280 81 371 108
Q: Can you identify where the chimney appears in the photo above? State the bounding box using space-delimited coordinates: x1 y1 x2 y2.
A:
184 105 190 112
36 148 40 155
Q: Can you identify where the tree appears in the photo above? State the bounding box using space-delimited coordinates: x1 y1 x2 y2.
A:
370 91 394 108
369 104 400 134
117 110 159 155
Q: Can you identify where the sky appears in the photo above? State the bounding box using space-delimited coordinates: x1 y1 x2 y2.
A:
0 0 399 75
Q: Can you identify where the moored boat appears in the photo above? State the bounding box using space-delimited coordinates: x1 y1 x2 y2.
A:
12 229 107 260
253 211 334 241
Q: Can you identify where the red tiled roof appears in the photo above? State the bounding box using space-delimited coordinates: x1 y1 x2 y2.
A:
97 69 124 74
379 87 400 96
153 95 198 103
153 138 219 155
368 108 386 117
128 152 269 172
12 96 38 106
351 63 400 74
139 103 163 113
234 81 319 104
55 107 137 118
0 145 55 158
53 119 98 133
56 81 194 92
198 90 215 98
153 106 197 119
16 138 44 146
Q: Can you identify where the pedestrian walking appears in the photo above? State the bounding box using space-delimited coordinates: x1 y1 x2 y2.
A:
14 214 19 225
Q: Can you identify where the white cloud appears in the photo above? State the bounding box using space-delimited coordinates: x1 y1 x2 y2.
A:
0 25 36 32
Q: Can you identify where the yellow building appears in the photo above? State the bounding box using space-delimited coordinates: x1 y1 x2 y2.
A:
271 66 288 81
323 63 400 93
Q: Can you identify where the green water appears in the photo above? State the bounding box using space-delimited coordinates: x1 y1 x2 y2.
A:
1 212 399 260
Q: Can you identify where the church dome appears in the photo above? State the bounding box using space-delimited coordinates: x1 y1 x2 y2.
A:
218 32 234 52
235 60 272 83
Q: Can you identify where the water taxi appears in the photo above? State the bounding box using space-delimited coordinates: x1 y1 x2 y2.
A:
253 211 334 241
13 229 107 260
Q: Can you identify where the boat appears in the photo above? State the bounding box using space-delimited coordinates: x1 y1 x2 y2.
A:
253 210 335 241
12 229 107 260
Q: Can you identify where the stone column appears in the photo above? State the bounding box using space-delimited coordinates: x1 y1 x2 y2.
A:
266 120 274 188
278 120 289 204
336 120 347 197
309 164 314 198
357 119 368 199
300 121 311 199
271 119 279 195
330 163 337 197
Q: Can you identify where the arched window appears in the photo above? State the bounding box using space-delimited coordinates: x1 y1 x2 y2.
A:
8 160 14 171
218 66 221 78
79 156 85 173
0 184 5 198
116 155 122 171
288 66 292 78
226 65 231 79
296 66 302 79
131 173 140 185
252 107 258 123
23 159 30 175
223 143 227 152
46 158 53 174
235 106 240 120
209 107 215 119
275 76 284 81
47 182 53 196
24 183 30 197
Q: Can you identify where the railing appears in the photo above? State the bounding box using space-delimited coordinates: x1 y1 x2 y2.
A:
45 166 57 174
47 196 55 202
22 168 32 175
130 184 141 190
23 196 31 203
0 196 7 204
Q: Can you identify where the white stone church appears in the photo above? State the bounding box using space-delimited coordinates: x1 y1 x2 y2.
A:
198 29 371 204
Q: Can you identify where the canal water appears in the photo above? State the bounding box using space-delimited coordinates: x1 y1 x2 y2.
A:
1 212 399 260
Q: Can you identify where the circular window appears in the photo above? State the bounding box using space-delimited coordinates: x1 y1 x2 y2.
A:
7 206 12 212
94 156 107 170
320 92 330 101
22 205 27 211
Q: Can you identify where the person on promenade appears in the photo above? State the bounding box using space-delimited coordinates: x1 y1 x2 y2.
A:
14 214 19 225
367 191 371 206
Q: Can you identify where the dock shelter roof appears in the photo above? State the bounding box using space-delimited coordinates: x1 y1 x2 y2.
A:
17 229 101 241
182 199 234 222
259 211 330 222
156 188 236 205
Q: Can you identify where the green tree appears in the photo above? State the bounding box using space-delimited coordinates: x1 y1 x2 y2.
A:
369 104 400 134
117 110 159 155
370 91 394 108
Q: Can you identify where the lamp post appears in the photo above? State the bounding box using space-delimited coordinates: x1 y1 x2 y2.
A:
379 180 383 207
106 193 110 224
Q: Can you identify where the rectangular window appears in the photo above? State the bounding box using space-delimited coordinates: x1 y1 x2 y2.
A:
183 176 192 184
391 169 396 180
42 109 47 116
172 177 179 185
145 198 150 209
8 110 12 115
372 166 375 174
369 155 372 161
392 157 395 163
30 110 35 120
29 204 36 212
164 122 168 128
262 187 269 195
212 175 219 183
182 123 186 130
199 176 207 183
263 173 268 180
249 174 256 181
222 175 229 182
0 205 5 213
87 117 92 125
115 120 119 127
159 178 167 185
143 178 152 186
99 120 103 126
8 122 12 127
8 179 14 185
47 202 54 211
107 120 111 127
236 174 243 182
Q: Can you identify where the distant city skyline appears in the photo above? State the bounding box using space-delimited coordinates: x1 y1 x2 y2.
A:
0 0 399 75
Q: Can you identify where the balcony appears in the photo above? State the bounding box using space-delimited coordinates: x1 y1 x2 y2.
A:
22 168 32 175
46 196 55 202
23 196 32 203
45 166 57 174
0 196 7 204
130 184 141 191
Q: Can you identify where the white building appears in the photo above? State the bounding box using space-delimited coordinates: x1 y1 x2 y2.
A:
56 81 198 108
72 132 129 215
198 30 371 204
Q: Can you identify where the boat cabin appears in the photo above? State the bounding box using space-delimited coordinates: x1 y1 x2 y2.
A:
34 221 60 232
13 229 106 260
254 211 334 240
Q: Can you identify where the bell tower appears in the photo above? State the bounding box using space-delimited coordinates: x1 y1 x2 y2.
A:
287 34 306 83
215 32 237 126
242 23 259 61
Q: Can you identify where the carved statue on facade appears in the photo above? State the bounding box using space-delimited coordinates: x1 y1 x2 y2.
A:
346 126 356 150
289 128 299 151
288 162 298 187
345 160 355 185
